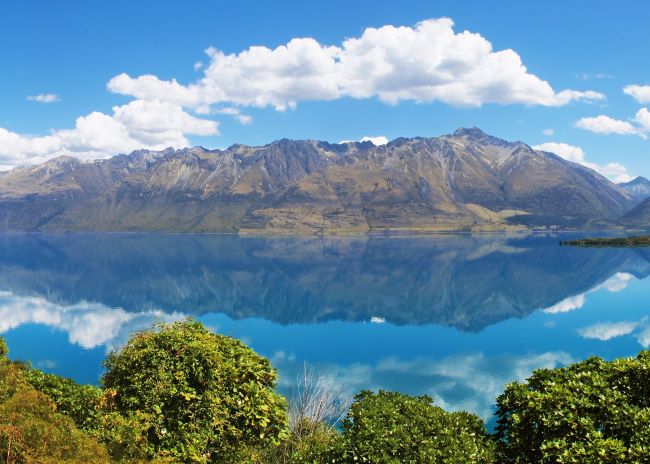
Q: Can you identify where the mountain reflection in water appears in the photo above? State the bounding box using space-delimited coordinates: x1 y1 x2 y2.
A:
1 232 649 421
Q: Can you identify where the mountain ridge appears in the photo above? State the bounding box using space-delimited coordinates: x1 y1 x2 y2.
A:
618 176 650 206
0 128 640 233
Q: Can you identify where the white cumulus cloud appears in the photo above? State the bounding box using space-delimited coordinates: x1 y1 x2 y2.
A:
112 99 218 145
360 136 389 146
532 142 634 183
1 17 605 170
108 18 603 112
340 135 389 146
575 108 650 139
634 107 650 131
108 73 202 107
575 115 644 138
533 142 586 163
0 99 219 170
623 84 650 104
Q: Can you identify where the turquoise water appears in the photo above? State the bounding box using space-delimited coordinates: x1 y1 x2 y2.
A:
1 232 649 422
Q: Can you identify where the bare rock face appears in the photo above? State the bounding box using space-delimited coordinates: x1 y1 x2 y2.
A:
0 128 635 233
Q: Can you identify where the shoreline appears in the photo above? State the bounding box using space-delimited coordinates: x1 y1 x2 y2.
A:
0 227 646 238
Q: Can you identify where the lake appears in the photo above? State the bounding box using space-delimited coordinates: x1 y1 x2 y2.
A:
1 232 649 424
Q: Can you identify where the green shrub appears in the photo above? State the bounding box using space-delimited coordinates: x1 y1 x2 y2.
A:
0 360 111 464
495 351 650 463
331 390 495 463
256 418 338 463
101 318 289 463
94 409 168 463
6 326 650 464
21 367 102 430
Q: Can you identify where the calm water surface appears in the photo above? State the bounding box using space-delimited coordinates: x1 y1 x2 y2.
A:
1 232 649 422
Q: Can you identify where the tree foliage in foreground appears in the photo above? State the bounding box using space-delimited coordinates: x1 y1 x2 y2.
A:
3 320 650 464
0 341 110 464
21 367 102 430
101 319 289 463
495 351 650 463
330 390 496 463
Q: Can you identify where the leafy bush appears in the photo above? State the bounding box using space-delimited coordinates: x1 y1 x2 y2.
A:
253 418 337 463
94 410 171 463
6 322 650 464
21 367 102 430
495 351 650 463
0 354 111 464
101 319 289 463
331 390 496 463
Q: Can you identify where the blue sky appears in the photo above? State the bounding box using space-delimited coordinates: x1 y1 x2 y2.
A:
1 0 649 181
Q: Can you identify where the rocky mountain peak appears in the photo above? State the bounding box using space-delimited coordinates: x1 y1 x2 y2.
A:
27 155 81 178
453 127 488 138
451 127 515 148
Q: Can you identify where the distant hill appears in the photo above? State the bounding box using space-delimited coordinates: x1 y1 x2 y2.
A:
618 176 650 205
619 178 650 229
621 197 650 229
0 128 637 233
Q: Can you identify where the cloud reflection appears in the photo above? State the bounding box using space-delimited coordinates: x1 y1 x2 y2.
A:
578 321 639 341
543 272 635 314
273 351 573 420
1 234 647 332
544 294 586 314
578 316 650 347
0 290 182 350
636 327 650 348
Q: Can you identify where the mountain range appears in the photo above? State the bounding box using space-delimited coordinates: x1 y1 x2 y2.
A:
1 127 649 233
